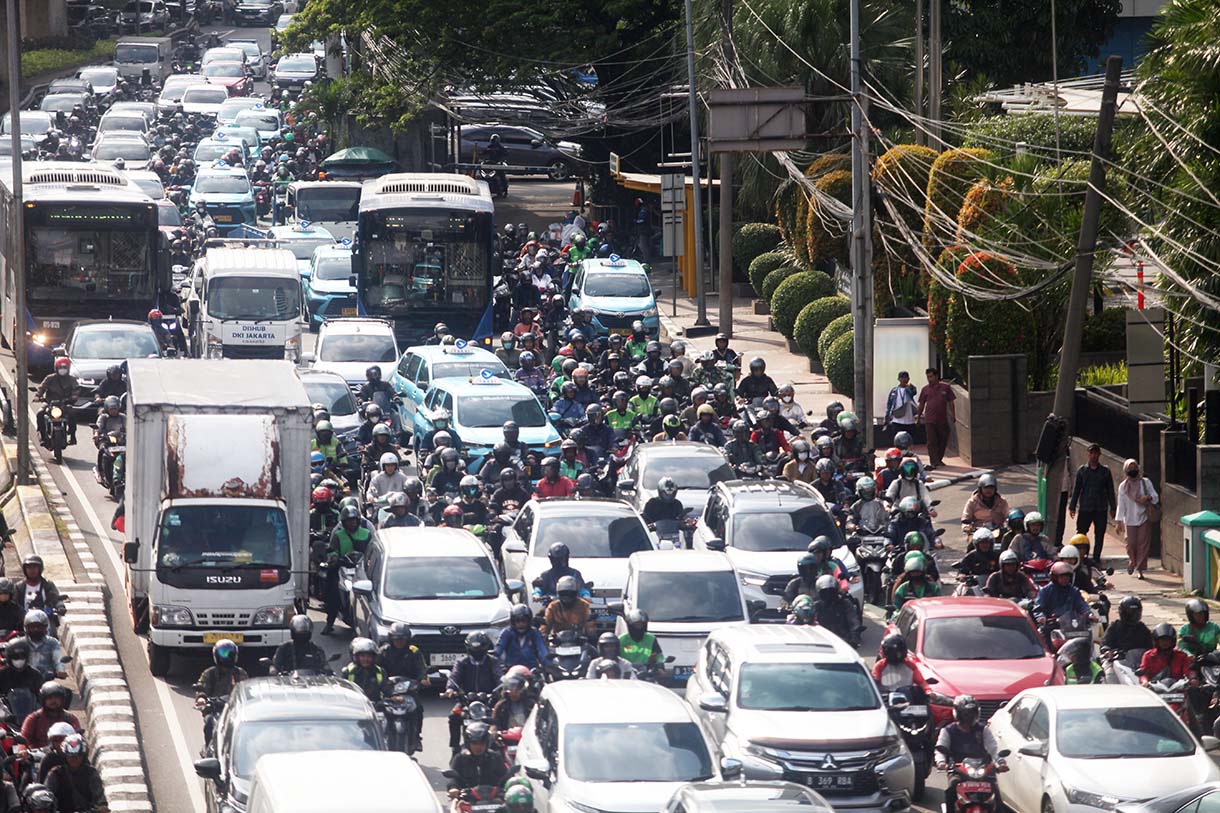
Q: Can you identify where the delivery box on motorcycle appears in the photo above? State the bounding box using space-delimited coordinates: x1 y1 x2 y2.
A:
122 359 312 675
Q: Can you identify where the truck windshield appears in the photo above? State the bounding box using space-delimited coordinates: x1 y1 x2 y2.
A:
156 505 291 569
115 44 158 64
207 276 301 320
296 186 360 222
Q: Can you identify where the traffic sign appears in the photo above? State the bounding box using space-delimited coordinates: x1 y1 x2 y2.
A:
663 211 685 257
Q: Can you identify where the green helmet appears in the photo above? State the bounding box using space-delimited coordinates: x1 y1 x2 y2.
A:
504 777 532 793
903 531 926 551
505 785 534 813
903 552 927 574
791 594 814 612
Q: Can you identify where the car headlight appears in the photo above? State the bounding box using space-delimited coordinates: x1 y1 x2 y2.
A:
738 570 768 588
31 332 48 346
639 305 658 318
251 605 290 626
1066 789 1122 810
152 604 194 627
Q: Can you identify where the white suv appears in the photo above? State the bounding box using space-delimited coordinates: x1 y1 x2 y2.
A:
306 317 400 394
685 625 915 812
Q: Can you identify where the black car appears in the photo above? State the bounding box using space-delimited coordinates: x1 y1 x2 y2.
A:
67 2 118 40
234 0 282 24
458 123 582 180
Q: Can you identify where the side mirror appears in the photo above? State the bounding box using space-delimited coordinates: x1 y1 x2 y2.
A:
616 479 635 493
924 677 939 685
719 757 743 780
607 601 625 616
746 599 766 621
442 769 457 781
505 578 525 595
997 749 1011 759
351 579 373 597
194 758 222 780
300 351 316 364
1018 742 1048 759
503 539 526 555
52 344 67 356
652 287 661 297
328 652 342 662
1203 736 1220 753
522 757 550 782
698 692 728 713
886 692 910 710
122 541 139 564
705 537 726 552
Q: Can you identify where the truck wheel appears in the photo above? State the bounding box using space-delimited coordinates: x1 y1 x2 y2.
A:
148 642 171 677
129 594 149 634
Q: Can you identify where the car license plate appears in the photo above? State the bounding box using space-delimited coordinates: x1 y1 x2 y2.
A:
213 215 233 223
610 327 632 335
430 651 460 667
203 632 243 644
341 307 357 316
590 606 612 619
809 774 856 790
672 665 693 679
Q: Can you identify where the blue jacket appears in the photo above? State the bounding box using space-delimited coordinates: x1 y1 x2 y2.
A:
1035 582 1089 621
496 627 551 669
688 421 726 447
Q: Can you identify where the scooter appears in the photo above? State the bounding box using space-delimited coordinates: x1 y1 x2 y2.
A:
381 677 422 755
852 535 890 606
546 629 593 682
444 777 503 813
887 688 935 801
941 751 1010 813
1022 558 1054 589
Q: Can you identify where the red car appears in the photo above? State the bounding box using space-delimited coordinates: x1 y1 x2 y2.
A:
202 61 251 95
882 596 1061 727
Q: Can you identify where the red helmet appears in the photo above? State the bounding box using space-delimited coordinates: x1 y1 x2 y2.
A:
885 447 902 462
311 486 333 504
148 308 163 321
53 357 71 371
1051 561 1073 579
443 504 463 520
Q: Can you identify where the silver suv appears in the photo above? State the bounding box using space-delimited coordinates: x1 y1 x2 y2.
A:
684 625 915 812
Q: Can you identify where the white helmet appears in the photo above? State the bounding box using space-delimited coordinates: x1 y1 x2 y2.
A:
379 452 400 469
1058 545 1081 564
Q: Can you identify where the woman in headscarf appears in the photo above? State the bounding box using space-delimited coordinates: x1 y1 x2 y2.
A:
1114 458 1159 579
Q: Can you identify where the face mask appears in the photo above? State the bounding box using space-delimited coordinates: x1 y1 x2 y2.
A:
782 395 794 403
27 630 45 642
1127 470 1139 478
798 452 809 461
9 659 26 670
56 369 68 377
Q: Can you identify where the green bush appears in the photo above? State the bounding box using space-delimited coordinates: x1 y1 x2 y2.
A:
731 223 782 276
770 272 837 338
963 115 1098 159
21 39 115 78
944 252 1035 379
1081 307 1127 353
748 251 789 294
1078 362 1127 387
824 331 855 395
792 295 851 359
760 265 799 302
817 312 854 362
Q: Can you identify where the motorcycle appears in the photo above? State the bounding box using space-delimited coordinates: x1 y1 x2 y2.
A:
317 552 359 628
651 509 695 551
1022 558 1054 589
887 688 935 801
497 726 522 768
1100 648 1142 685
41 401 73 463
381 677 422 755
1146 674 1193 728
851 535 890 606
477 163 508 198
444 777 504 813
192 693 228 756
942 751 1009 813
96 430 125 499
546 629 593 682
633 655 675 684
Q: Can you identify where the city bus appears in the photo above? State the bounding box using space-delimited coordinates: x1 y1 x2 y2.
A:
353 172 496 345
0 162 169 375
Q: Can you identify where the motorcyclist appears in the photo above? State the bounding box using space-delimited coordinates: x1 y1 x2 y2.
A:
687 405 726 447
194 639 247 743
45 734 108 813
619 609 663 672
456 475 490 528
0 579 21 638
960 474 1010 533
356 403 387 444
323 505 370 634
1059 637 1104 685
551 382 585 423
440 503 466 529
871 633 933 693
893 555 937 608
724 420 764 471
148 307 186 355
22 785 56 813
582 405 614 463
1008 511 1057 562
628 376 658 420
1180 599 1220 656
496 332 521 369
787 594 816 625
933 695 1005 810
585 632 638 679
810 458 850 506
93 395 125 477
36 357 79 446
833 416 867 473
735 357 777 401
1035 562 1092 628
381 492 423 528
93 365 127 403
983 550 1038 600
534 456 575 498
357 365 396 402
1056 543 1097 593
885 497 937 554
271 615 329 675
812 574 860 646
340 637 386 703
638 342 666 378
310 485 341 536
22 610 66 679
446 722 508 795
623 322 650 361
783 545 847 606
36 721 74 784
491 673 536 734
606 390 639 432
532 544 589 600
652 414 687 442
513 351 548 397
1000 508 1026 550
641 476 686 525
496 605 549 670
490 468 531 515
0 639 44 697
1140 624 1195 685
750 410 790 457
367 452 408 503
781 440 818 483
444 633 503 753
377 623 428 685
426 446 465 495
1103 595 1154 654
876 447 904 492
956 529 1000 577
849 477 889 535
541 575 595 636
310 419 348 473
20 682 80 750
885 460 934 514
557 438 586 479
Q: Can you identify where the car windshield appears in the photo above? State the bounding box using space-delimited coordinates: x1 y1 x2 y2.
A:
295 186 360 221
207 276 301 320
383 555 500 600
217 128 257 149
276 235 332 260
532 512 653 558
2 113 51 135
564 723 713 783
41 95 83 112
457 394 547 428
431 360 508 381
101 116 146 132
195 174 250 195
204 49 242 63
731 505 841 552
160 80 205 102
922 615 1046 660
318 333 396 363
203 62 244 78
1056 706 1194 759
70 328 159 359
156 505 291 569
279 56 315 72
94 141 150 160
641 455 734 490
583 272 650 298
637 569 743 623
79 68 117 86
156 204 181 225
194 143 237 162
133 178 164 199
737 663 880 711
233 720 380 779
302 378 358 417
313 254 352 281
233 43 261 58
234 110 279 132
182 87 228 105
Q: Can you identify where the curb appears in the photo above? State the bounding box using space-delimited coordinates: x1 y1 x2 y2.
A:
927 468 990 492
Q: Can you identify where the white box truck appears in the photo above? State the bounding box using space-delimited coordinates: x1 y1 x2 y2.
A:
121 359 312 677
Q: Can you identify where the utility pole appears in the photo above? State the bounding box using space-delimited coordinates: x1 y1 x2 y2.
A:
914 0 925 147
928 0 942 148
6 0 30 486
1046 55 1122 543
717 0 734 337
683 0 709 327
849 0 874 445
1050 0 1062 161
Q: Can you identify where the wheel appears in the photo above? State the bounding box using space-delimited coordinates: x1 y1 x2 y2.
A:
1042 796 1055 813
913 770 925 802
53 445 63 464
148 641 171 677
547 161 570 181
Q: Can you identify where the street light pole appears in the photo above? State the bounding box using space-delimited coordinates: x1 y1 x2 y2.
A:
683 0 709 327
850 0 874 442
6 0 31 486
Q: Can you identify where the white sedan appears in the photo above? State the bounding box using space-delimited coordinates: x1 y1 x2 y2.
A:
990 685 1220 813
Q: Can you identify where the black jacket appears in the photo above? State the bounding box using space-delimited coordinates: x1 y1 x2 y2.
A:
195 665 247 699
271 641 329 674
378 643 427 681
446 654 503 694
46 763 107 813
447 748 508 790
1070 463 1116 513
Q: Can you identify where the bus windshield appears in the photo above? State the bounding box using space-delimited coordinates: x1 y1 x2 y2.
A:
28 216 154 301
360 209 489 316
207 276 301 320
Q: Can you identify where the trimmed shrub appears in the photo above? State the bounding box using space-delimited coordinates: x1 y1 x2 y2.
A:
21 38 114 78
792 295 851 360
922 148 995 254
771 272 837 338
963 115 1098 158
748 251 789 294
1082 307 1127 353
927 245 970 353
956 177 1012 241
731 223 782 276
944 252 1035 379
823 330 855 395
817 312 854 362
760 265 799 302
804 170 853 268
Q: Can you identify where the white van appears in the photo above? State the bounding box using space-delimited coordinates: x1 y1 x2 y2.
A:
248 751 442 813
614 550 759 686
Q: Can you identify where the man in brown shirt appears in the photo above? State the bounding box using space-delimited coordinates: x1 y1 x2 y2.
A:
916 368 955 469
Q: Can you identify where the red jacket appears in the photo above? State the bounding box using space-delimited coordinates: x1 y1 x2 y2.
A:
21 710 81 749
1139 648 1194 682
534 476 575 499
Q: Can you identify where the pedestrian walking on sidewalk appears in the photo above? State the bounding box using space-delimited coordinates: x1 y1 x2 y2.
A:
1115 458 1159 579
1069 443 1117 564
916 369 955 470
884 371 918 446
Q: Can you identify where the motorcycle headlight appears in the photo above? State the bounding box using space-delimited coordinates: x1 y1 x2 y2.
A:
966 765 987 779
1066 788 1122 810
31 332 48 346
49 406 63 419
251 605 289 626
152 604 193 627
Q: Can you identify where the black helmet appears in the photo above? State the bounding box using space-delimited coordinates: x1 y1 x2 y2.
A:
626 608 649 630
548 542 570 567
340 505 361 522
808 535 833 560
1187 598 1209 626
388 622 412 643
510 604 532 626
953 694 980 726
289 614 313 643
464 721 491 744
1153 623 1176 645
749 357 765 373
5 639 30 664
23 785 56 812
1118 595 1142 624
365 365 382 381
39 681 69 705
575 472 596 493
465 631 493 656
881 633 907 662
592 658 623 679
403 476 423 499
597 631 620 657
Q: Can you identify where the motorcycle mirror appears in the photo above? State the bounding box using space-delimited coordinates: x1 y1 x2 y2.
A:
1202 736 1220 753
886 692 910 710
328 652 342 662
1105 567 1114 576
442 769 457 780
606 601 625 616
996 749 1011 759
705 537 725 552
924 677 939 685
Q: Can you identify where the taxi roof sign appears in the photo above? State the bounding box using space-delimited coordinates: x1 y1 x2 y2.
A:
444 340 473 355
469 367 500 385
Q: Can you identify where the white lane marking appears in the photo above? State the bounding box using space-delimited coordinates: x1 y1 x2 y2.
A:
0 363 206 811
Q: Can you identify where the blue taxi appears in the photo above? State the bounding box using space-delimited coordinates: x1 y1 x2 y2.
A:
411 371 560 473
188 164 257 234
303 244 357 329
390 342 509 427
567 255 660 337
